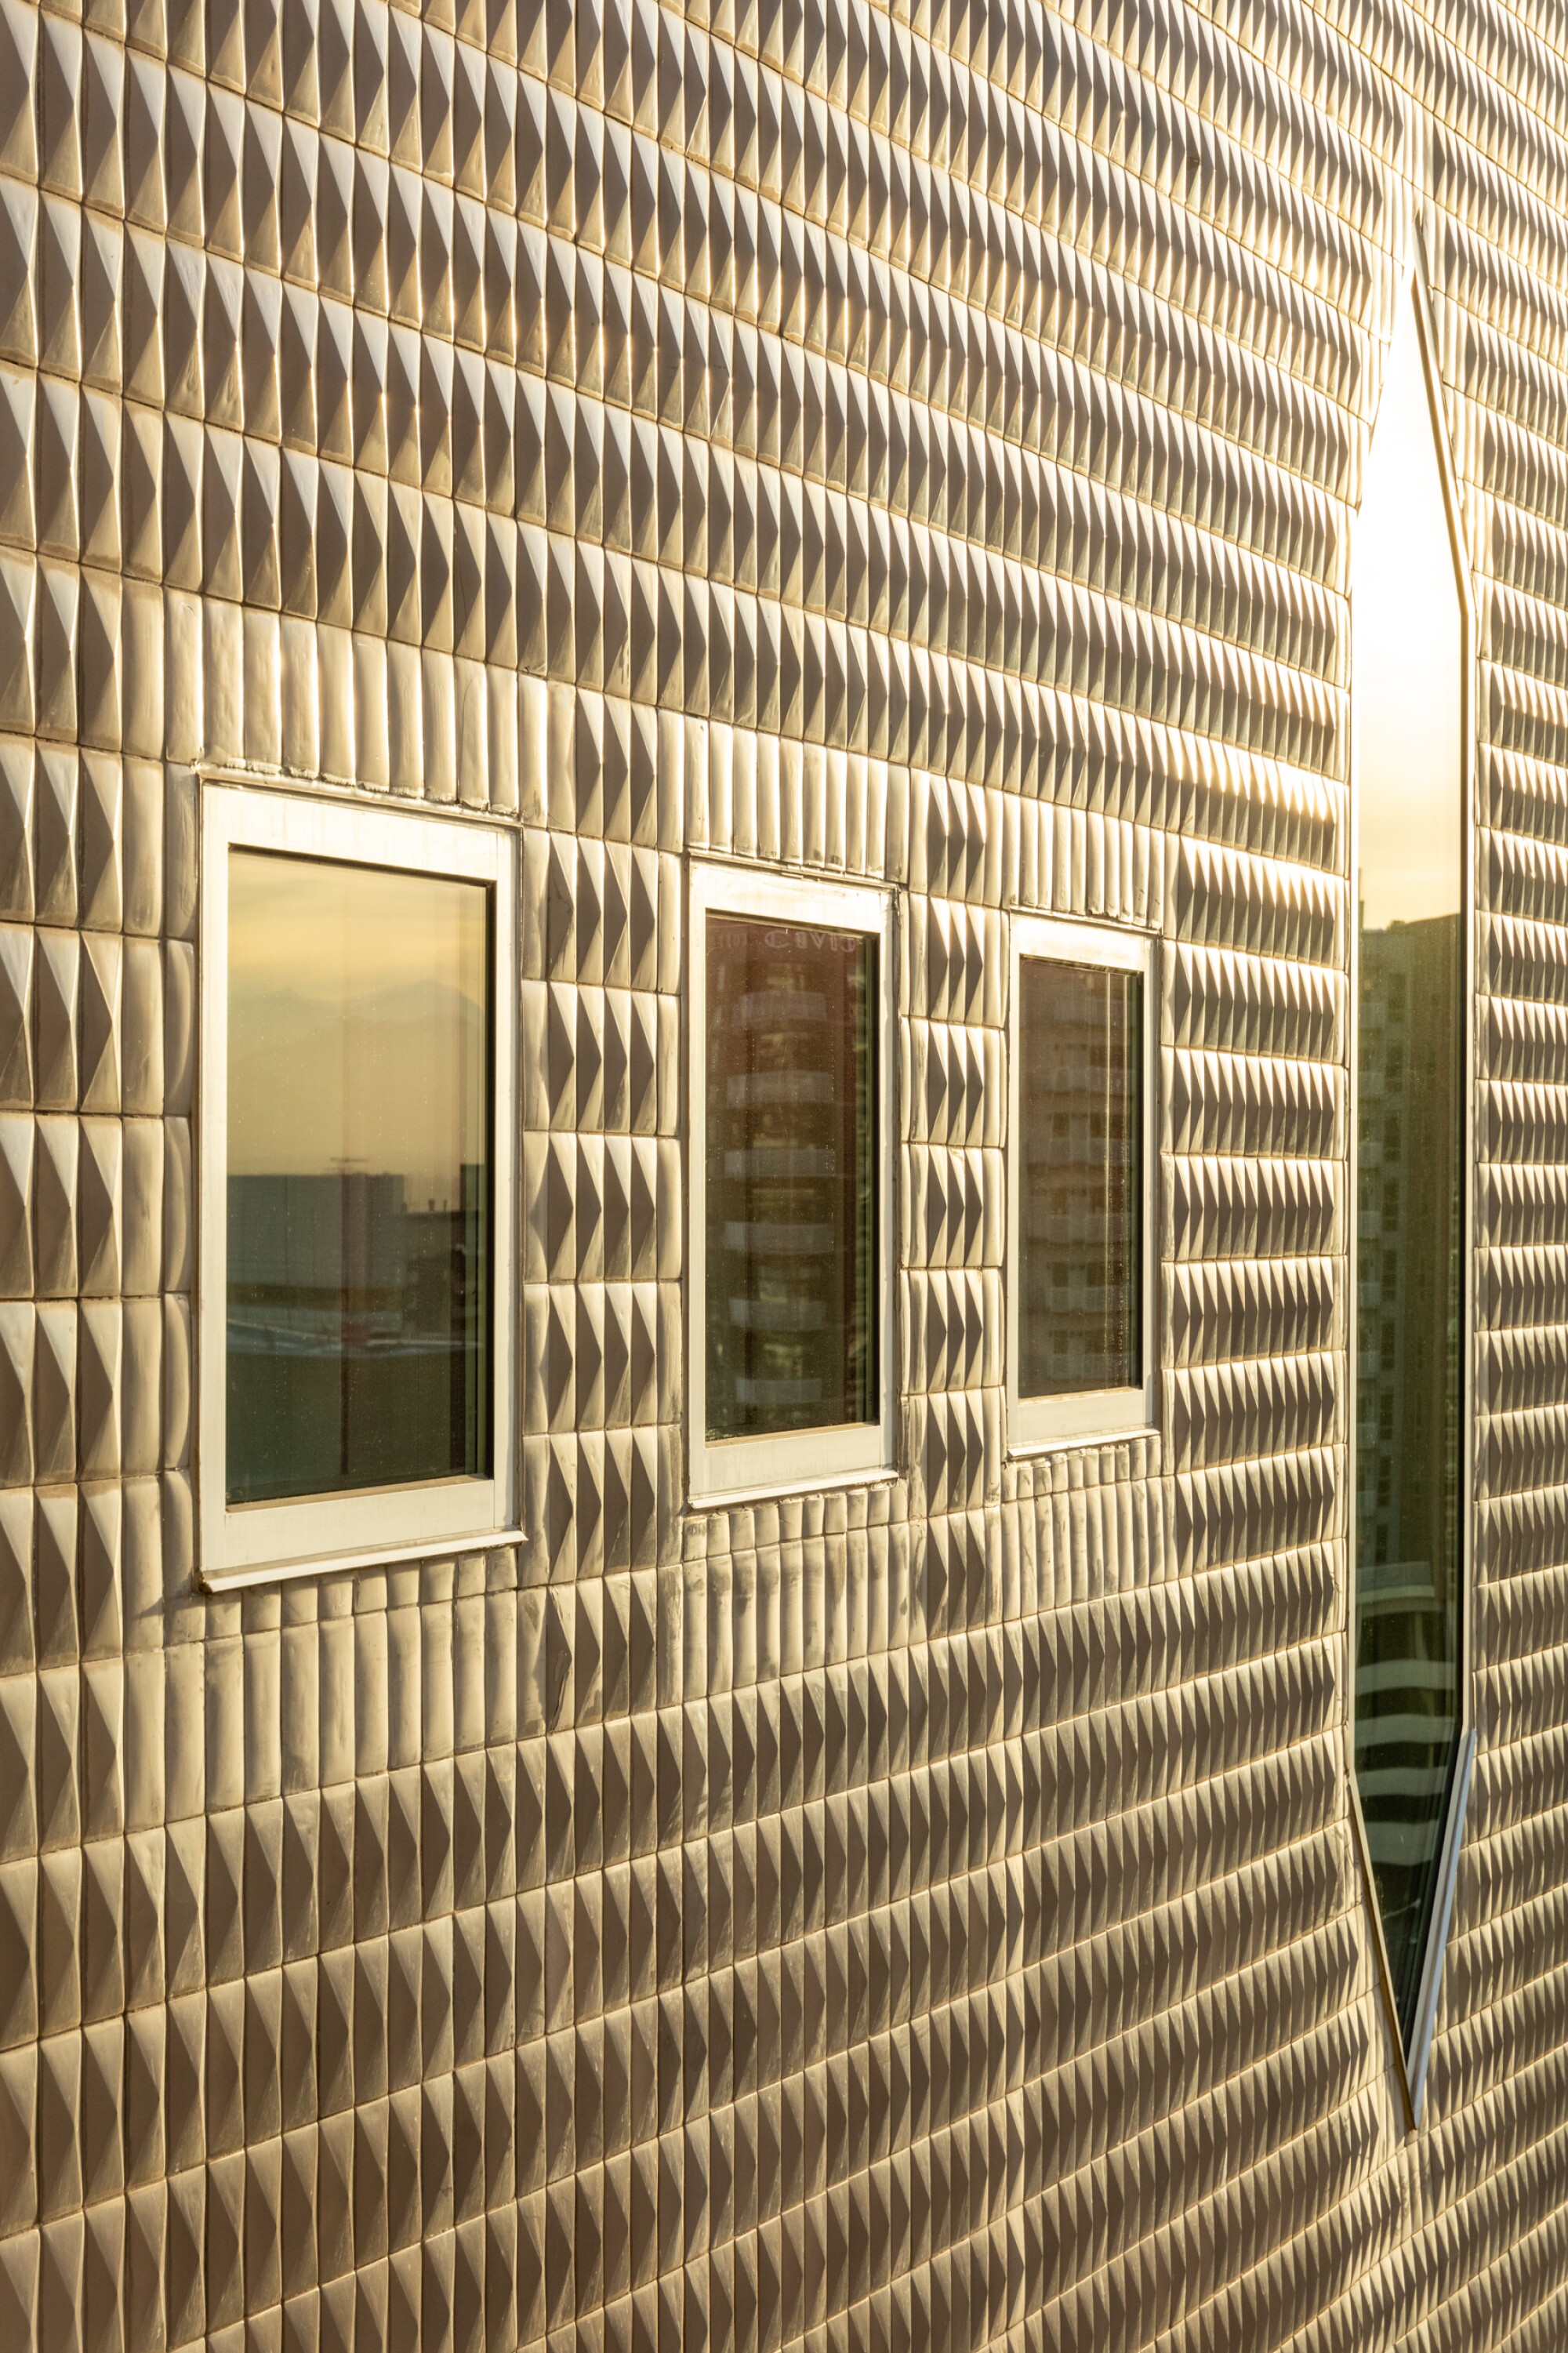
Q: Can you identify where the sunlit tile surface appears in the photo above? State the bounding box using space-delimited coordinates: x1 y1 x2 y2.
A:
0 0 1564 2345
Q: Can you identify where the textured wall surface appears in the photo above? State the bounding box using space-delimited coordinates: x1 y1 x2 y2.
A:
2 0 1568 2348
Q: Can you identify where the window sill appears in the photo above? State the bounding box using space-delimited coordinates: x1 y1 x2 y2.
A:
1007 1378 1158 1458
199 1527 524 1593
686 1464 899 1513
1007 1403 1159 1461
1007 1430 1157 1463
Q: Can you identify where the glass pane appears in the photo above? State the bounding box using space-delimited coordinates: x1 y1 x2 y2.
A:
227 850 492 1504
705 913 877 1440
1352 288 1466 2037
1018 957 1142 1399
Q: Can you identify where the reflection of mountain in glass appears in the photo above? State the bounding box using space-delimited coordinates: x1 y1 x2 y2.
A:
228 982 488 1201
226 851 492 1505
1355 912 1462 2029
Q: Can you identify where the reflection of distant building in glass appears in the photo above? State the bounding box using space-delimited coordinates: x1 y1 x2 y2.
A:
1018 960 1140 1397
705 919 876 1438
227 1164 488 1501
1355 911 1462 2010
230 1170 409 1332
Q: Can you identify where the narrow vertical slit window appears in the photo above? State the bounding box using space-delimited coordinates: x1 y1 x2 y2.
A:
1352 271 1472 2068
688 866 893 1503
1007 916 1156 1451
199 786 517 1585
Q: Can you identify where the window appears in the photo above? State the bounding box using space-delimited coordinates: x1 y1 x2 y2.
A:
1350 263 1474 2097
688 864 894 1503
1007 914 1156 1451
198 786 516 1586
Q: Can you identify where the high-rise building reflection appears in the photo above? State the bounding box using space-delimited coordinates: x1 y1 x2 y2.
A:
1017 957 1142 1400
1354 912 1462 2021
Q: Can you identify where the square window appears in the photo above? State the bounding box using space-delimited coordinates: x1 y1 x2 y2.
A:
198 786 517 1586
688 864 895 1505
1007 913 1156 1452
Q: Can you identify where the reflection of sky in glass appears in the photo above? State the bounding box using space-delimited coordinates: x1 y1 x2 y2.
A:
228 852 488 1209
1352 297 1464 931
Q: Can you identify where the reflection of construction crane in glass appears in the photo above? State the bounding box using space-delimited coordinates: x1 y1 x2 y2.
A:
705 917 877 1438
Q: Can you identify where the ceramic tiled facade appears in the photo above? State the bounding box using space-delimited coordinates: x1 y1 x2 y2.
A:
1 0 1566 2346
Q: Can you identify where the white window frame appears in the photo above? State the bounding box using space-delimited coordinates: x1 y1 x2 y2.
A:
1006 912 1158 1454
198 782 517 1590
688 862 895 1507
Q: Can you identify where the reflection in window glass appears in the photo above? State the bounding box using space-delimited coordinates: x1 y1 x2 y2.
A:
705 915 877 1440
227 851 492 1504
1352 286 1466 2037
1018 958 1142 1398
